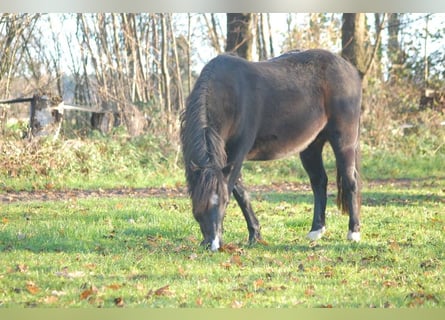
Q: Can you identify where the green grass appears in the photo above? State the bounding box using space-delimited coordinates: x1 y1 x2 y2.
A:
0 134 183 191
0 178 443 308
0 120 444 308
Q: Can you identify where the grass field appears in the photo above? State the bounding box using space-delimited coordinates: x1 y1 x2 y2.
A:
0 125 444 308
0 179 443 308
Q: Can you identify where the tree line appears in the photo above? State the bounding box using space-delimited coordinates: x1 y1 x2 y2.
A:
0 13 443 137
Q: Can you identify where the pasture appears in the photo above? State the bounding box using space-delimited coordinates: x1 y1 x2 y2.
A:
0 132 443 308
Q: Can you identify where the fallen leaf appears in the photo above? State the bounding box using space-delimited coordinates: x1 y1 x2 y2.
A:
55 268 85 279
178 266 187 276
383 280 397 288
147 284 173 298
16 264 28 273
231 300 243 308
51 290 67 297
85 263 97 270
307 253 316 261
114 297 125 307
420 259 438 270
245 292 255 299
135 283 145 292
80 286 98 300
80 289 94 300
230 255 243 267
45 182 54 190
266 285 287 292
256 239 269 246
361 255 378 264
173 245 187 252
322 266 334 278
304 286 315 297
155 285 171 296
406 291 439 307
188 253 198 260
107 284 122 290
388 239 400 251
146 235 162 245
254 278 264 289
219 243 243 254
26 282 40 295
42 296 58 304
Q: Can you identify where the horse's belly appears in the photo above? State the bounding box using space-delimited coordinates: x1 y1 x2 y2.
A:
246 127 323 161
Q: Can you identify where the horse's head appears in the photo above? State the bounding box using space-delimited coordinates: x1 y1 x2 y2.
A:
190 165 232 251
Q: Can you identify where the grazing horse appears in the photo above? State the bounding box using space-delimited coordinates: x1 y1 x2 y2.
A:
180 49 362 251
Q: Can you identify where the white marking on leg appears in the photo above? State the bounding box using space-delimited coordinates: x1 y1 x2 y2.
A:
211 236 220 251
347 231 360 242
209 193 219 206
307 226 326 241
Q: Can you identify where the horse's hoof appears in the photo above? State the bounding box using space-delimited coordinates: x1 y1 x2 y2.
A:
347 231 360 242
307 227 326 241
210 236 221 251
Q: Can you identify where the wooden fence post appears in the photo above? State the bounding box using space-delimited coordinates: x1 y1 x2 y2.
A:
29 95 64 139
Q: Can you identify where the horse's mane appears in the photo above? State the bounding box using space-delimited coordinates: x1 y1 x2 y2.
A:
180 62 227 213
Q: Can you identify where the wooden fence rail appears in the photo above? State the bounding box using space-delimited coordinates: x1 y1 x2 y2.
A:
0 95 147 138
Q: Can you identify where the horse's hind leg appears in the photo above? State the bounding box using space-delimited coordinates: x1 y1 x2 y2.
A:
300 136 328 241
232 177 263 244
329 133 361 242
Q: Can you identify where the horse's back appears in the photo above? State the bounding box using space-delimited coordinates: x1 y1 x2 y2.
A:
190 49 362 160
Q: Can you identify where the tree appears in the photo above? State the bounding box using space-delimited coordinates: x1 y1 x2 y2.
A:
203 13 223 54
341 13 367 79
0 14 40 98
226 13 253 60
387 13 405 83
281 13 342 53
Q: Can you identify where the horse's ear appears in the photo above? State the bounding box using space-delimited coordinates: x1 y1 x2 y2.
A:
222 163 233 178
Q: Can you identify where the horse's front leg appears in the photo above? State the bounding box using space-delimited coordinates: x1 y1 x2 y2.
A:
300 138 328 241
232 178 263 244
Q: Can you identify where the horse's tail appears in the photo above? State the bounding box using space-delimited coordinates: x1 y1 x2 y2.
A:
336 132 361 214
180 64 227 210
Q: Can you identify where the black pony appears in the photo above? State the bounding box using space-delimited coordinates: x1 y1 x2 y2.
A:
180 49 362 251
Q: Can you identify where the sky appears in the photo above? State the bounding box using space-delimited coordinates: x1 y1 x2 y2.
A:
38 13 445 77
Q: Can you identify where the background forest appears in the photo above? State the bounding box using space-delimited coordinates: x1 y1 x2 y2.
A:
0 13 444 190
1 13 444 137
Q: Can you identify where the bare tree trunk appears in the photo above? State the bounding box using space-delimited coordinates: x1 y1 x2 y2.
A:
256 13 268 60
203 13 222 54
168 14 184 112
266 13 275 57
387 13 405 83
151 14 164 113
132 14 148 102
226 13 253 60
341 13 367 79
187 13 192 95
160 13 172 133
